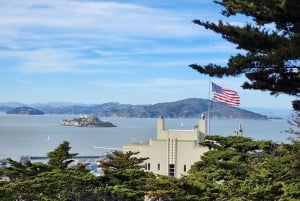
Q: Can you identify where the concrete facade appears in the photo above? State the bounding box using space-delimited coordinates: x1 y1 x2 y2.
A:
123 116 209 178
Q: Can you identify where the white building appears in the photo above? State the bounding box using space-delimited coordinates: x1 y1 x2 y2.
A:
123 116 209 178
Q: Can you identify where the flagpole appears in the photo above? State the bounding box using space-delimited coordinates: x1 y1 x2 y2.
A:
207 79 211 135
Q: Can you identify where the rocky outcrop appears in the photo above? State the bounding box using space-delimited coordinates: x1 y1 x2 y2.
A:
61 115 116 127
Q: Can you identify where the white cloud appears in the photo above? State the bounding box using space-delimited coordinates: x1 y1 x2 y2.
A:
0 0 204 38
0 0 230 74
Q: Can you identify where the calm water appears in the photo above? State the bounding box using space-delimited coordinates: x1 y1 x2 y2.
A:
0 114 292 160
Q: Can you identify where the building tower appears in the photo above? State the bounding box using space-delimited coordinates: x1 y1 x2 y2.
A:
123 116 209 178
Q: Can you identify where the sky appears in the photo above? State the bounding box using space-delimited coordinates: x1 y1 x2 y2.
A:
0 0 295 109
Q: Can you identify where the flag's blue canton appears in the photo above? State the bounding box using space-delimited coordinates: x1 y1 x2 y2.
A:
212 82 222 94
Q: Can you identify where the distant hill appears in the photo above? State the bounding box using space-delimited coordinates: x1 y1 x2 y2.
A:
0 98 267 119
6 106 44 115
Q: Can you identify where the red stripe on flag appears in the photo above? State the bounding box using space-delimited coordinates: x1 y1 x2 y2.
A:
212 82 240 106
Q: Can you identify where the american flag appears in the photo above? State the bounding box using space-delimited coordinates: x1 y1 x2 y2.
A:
211 82 240 106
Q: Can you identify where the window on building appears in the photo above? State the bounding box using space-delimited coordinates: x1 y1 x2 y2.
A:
144 163 151 170
157 163 160 171
184 164 187 172
169 164 175 177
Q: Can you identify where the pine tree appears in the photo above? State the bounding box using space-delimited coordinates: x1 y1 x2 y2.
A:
47 141 77 169
189 0 300 110
100 151 148 171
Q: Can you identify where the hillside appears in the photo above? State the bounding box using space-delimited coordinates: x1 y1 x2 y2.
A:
0 98 267 119
6 106 44 115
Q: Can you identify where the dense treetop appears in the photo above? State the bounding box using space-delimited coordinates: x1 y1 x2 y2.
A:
1 137 300 200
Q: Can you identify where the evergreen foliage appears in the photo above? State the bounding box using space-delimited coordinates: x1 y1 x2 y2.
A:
0 142 150 201
47 140 78 169
1 138 300 200
99 151 148 171
189 0 300 110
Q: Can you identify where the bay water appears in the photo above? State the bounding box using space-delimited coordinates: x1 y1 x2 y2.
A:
0 114 292 160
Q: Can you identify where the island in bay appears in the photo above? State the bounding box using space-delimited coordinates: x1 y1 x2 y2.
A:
61 115 116 127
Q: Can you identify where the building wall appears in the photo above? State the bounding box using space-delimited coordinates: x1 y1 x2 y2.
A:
157 116 206 142
159 130 200 141
176 141 209 177
123 140 169 175
123 116 208 178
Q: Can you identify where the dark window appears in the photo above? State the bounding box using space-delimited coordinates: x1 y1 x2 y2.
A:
157 163 160 171
169 164 175 177
147 163 151 170
184 164 187 172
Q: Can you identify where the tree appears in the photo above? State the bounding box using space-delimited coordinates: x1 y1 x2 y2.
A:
2 139 300 200
4 159 49 181
146 175 206 201
97 151 151 201
1 169 99 201
187 136 300 200
189 0 300 110
1 142 98 201
47 141 78 169
99 150 148 171
1 144 152 201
